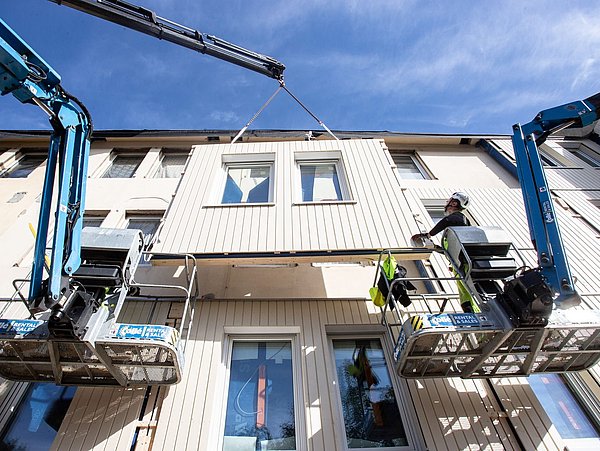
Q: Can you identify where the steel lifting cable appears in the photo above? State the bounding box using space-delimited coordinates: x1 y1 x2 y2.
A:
281 83 339 141
231 83 284 144
231 81 339 144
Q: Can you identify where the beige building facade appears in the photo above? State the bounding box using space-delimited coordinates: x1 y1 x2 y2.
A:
0 129 599 450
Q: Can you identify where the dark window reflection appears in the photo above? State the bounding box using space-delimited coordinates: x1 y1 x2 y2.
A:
333 339 408 448
0 383 76 450
223 341 296 450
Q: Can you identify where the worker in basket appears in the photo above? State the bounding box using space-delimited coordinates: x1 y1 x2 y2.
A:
411 192 480 313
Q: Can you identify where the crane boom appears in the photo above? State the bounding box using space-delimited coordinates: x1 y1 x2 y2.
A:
49 0 285 80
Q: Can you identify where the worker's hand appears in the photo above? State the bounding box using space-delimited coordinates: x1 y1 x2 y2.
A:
410 233 429 247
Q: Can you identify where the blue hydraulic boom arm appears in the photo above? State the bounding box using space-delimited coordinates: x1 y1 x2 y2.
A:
0 18 92 312
511 93 600 308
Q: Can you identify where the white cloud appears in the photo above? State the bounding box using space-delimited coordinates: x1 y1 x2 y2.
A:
209 110 240 124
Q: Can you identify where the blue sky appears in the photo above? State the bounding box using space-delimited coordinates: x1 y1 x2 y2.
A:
2 0 600 134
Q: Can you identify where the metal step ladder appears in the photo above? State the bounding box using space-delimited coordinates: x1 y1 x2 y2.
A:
0 227 198 386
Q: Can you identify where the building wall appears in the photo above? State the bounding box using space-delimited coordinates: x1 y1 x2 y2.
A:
0 133 599 450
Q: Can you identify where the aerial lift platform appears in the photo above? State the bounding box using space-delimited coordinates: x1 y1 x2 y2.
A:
0 0 286 386
376 93 600 379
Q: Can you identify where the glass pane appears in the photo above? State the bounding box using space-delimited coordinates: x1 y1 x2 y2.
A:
572 149 600 167
223 341 296 451
222 165 271 204
127 218 160 242
83 216 105 228
540 153 561 167
393 155 425 180
0 383 76 450
426 207 445 224
102 155 144 178
333 339 408 448
300 163 342 201
155 154 188 178
529 374 600 440
4 155 46 178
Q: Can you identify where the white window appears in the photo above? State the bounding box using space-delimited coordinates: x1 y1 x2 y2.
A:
331 337 411 449
391 153 431 180
102 152 146 178
295 151 350 202
126 214 162 246
1 153 46 178
571 144 600 168
154 150 189 178
82 212 108 228
221 153 275 204
423 199 476 226
0 383 76 449
222 340 298 450
529 374 600 449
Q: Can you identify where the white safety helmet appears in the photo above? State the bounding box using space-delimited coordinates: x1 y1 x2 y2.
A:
446 191 470 210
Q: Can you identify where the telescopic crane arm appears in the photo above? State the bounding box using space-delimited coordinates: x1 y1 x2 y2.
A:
511 92 600 309
48 0 286 80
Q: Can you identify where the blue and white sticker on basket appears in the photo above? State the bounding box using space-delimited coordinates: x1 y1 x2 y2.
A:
0 319 44 335
427 314 454 327
111 324 176 343
450 313 480 327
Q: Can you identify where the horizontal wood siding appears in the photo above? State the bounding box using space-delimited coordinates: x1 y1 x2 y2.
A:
155 139 420 255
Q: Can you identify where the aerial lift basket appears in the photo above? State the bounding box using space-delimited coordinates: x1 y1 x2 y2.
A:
379 227 600 379
0 228 197 386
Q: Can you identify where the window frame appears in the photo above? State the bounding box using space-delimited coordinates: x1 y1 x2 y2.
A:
422 198 477 227
82 210 109 229
0 382 77 449
218 328 305 451
568 143 600 168
152 149 190 178
326 328 421 451
218 153 276 206
294 151 352 204
100 151 147 179
390 152 432 180
529 373 600 448
0 151 47 178
123 212 163 251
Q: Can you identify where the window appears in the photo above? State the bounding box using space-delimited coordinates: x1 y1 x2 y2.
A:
154 150 189 178
571 145 600 168
222 164 272 204
299 162 343 201
423 199 476 227
539 152 564 167
332 338 408 448
1 154 46 178
102 153 145 178
126 215 161 244
529 374 600 448
82 213 106 228
0 383 76 449
392 153 431 180
295 151 350 202
223 341 296 450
